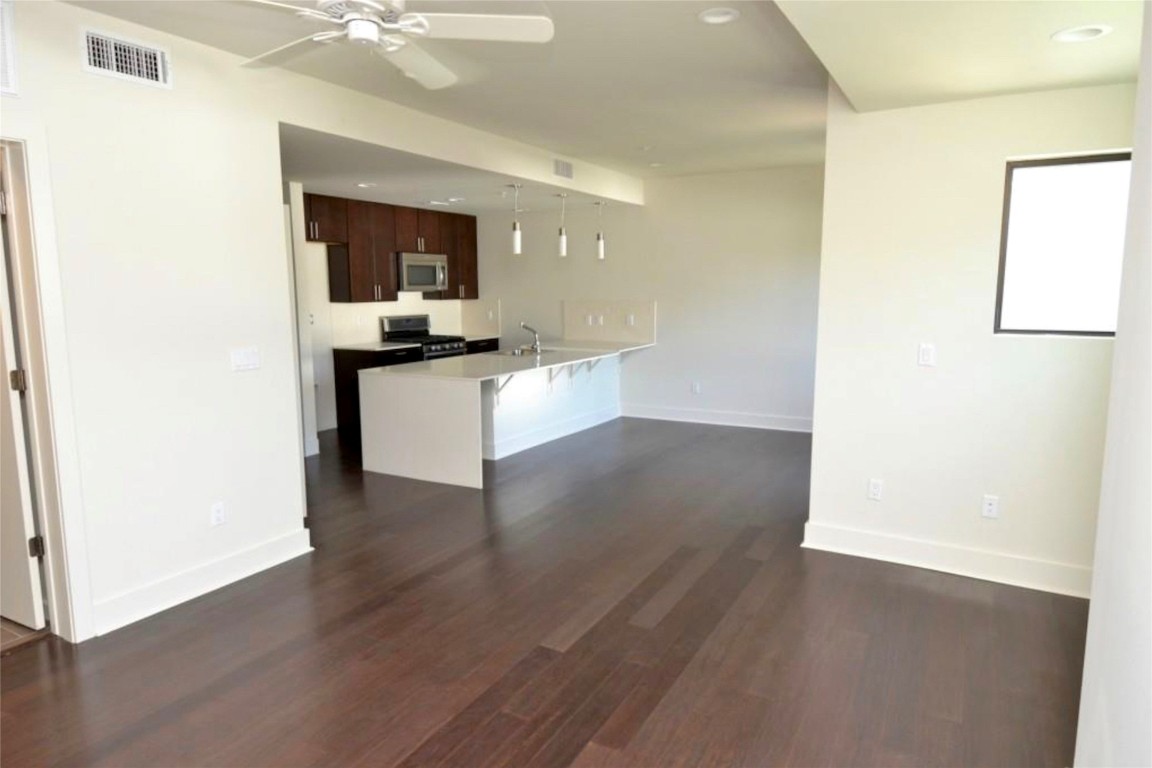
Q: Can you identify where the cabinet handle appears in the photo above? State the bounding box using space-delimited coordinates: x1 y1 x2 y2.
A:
459 284 464 299
311 221 317 239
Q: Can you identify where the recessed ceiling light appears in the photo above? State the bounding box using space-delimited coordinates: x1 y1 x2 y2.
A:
428 200 451 206
698 7 740 25
649 162 664 168
447 197 465 203
355 182 377 188
1051 24 1113 43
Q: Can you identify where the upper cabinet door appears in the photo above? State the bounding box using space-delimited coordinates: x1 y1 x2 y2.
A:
343 200 378 302
458 215 479 299
418 209 443 254
394 206 420 252
304 194 348 243
371 203 398 302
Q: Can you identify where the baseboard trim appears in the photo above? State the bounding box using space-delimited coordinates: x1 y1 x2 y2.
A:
802 522 1091 598
484 406 621 460
92 529 314 636
621 403 812 433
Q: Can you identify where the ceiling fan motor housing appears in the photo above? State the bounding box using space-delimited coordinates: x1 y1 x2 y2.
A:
346 17 381 45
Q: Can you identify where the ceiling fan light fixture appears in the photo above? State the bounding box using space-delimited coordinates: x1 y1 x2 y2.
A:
698 7 740 25
346 18 383 45
1051 24 1113 43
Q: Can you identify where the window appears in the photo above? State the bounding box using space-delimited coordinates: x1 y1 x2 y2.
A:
995 153 1131 336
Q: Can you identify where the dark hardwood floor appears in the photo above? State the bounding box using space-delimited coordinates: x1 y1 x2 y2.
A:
1 419 1087 767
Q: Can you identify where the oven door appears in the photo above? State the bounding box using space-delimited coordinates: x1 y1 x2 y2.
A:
399 254 448 292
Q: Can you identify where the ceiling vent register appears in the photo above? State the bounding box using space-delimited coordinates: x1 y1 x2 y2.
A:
84 31 171 87
553 159 574 180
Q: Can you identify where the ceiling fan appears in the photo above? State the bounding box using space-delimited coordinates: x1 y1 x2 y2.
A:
242 0 555 90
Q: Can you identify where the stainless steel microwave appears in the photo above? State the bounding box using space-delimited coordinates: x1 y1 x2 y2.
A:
398 252 449 292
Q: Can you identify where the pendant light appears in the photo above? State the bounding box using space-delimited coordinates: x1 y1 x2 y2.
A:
556 193 568 257
594 201 607 261
508 183 523 255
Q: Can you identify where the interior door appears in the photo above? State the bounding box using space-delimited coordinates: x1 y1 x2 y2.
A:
0 209 46 630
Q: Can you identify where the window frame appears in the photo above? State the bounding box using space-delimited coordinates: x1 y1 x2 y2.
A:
993 151 1132 337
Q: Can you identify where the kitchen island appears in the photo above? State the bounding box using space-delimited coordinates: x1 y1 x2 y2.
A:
358 341 652 488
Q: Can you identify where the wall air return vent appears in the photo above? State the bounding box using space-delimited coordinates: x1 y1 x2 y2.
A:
1 1 16 95
553 159 574 180
84 30 172 87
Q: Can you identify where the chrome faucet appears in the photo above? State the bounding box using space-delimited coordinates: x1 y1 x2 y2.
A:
520 322 541 354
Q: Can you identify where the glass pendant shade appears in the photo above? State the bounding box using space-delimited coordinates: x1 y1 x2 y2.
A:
596 232 606 261
512 221 522 255
559 227 568 257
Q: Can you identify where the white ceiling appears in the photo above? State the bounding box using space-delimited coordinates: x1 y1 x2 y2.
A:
74 0 831 178
279 123 617 214
776 0 1145 112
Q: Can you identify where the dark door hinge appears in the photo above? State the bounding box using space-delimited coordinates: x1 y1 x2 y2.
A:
9 369 27 392
28 535 45 558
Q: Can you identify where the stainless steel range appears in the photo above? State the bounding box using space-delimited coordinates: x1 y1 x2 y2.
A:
381 315 466 360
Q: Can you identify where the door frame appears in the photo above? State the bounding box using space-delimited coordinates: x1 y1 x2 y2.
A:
0 175 46 630
1 121 95 642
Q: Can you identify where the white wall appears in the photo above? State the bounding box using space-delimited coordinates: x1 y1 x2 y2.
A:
476 165 825 432
804 82 1137 596
3 0 642 639
1075 10 1151 766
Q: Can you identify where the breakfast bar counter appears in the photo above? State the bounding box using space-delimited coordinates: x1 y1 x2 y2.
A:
358 341 652 488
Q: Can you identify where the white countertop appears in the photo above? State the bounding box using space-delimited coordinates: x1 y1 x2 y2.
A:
361 346 625 382
546 340 655 353
332 341 421 352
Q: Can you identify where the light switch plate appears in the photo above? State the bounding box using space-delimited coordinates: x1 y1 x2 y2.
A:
982 494 1000 519
230 346 261 372
918 343 937 367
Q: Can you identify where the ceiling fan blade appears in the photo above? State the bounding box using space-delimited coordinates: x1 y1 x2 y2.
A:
377 42 459 90
242 30 345 68
241 0 336 24
403 13 554 43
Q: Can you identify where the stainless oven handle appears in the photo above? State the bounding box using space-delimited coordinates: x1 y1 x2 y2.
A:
438 262 447 290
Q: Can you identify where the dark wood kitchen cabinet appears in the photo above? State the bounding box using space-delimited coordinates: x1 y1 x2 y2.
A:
394 206 443 253
333 346 422 447
303 194 347 243
456 214 479 299
424 212 479 300
317 194 480 302
327 201 397 303
465 338 499 354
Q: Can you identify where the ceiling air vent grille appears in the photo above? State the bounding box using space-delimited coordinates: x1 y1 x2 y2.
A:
1 1 16 95
553 159 574 180
84 31 171 87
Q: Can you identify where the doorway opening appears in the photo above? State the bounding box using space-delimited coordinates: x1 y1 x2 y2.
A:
1 140 52 652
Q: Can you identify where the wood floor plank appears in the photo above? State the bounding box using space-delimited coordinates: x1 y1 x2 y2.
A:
0 421 1088 768
394 647 559 767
